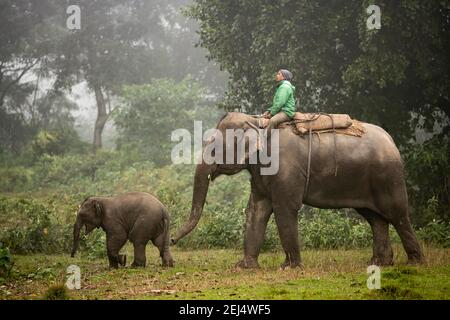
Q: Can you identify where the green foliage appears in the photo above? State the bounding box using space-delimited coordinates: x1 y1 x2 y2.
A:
405 137 450 225
0 197 72 254
299 209 401 249
27 267 56 282
30 131 58 155
1 1 226 155
0 195 109 258
300 210 369 249
184 207 245 249
186 0 449 233
0 110 35 153
187 0 449 144
417 219 450 248
82 229 107 260
29 128 89 158
43 284 69 300
0 243 14 280
115 78 221 166
1 152 448 254
0 149 447 256
0 167 34 192
31 152 110 190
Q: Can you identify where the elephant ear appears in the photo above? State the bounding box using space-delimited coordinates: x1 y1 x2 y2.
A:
93 200 104 220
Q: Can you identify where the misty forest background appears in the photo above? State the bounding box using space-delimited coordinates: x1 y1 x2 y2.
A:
0 0 449 266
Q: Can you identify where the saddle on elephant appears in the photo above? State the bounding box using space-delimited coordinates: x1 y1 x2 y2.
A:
259 112 366 137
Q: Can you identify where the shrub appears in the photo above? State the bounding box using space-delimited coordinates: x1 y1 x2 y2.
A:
0 243 14 280
31 152 110 189
43 284 69 300
417 219 450 248
81 229 107 259
114 79 219 166
0 167 33 192
299 209 372 249
0 198 67 254
0 197 76 254
0 196 110 258
405 137 450 225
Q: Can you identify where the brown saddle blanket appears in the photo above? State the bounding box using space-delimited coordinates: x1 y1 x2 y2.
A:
278 112 366 137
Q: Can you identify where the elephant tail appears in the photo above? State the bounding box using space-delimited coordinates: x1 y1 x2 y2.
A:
160 209 171 258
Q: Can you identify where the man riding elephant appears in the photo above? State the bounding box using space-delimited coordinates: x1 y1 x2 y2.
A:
262 69 296 134
172 108 425 269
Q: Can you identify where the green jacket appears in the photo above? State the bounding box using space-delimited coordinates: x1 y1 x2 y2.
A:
267 80 296 118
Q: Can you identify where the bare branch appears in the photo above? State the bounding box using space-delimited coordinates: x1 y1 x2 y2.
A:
0 59 39 108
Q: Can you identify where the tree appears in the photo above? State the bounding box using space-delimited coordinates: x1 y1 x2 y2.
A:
0 0 74 154
50 0 170 152
186 0 450 144
158 0 228 95
1 1 228 154
405 136 450 224
0 0 54 109
186 0 450 223
114 78 217 166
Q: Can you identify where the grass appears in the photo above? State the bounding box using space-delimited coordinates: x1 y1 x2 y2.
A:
0 244 448 300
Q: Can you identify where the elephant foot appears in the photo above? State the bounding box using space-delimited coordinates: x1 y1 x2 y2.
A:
235 258 260 269
118 254 127 267
280 260 303 270
162 258 175 267
406 253 425 265
131 261 146 268
369 256 393 267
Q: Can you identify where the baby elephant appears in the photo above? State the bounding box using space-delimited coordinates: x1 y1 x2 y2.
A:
71 192 174 268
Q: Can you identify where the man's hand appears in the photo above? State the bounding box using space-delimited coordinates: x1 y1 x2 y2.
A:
262 111 272 119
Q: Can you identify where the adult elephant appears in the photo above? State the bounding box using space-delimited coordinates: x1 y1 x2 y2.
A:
172 112 424 268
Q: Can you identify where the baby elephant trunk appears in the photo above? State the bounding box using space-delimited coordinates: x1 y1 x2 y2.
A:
71 217 83 257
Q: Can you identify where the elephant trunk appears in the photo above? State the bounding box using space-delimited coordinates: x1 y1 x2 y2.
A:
71 216 83 257
172 162 213 244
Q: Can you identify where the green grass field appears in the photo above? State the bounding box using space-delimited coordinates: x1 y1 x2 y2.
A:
1 244 449 300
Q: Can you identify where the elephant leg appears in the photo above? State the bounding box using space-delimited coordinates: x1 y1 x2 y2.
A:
390 214 424 264
376 197 424 264
356 208 393 266
106 232 127 269
131 242 148 267
129 217 154 268
236 191 272 269
152 234 174 267
273 208 301 269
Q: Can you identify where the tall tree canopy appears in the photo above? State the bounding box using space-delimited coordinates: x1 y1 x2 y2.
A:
0 0 73 153
50 0 169 151
187 0 450 144
0 0 226 154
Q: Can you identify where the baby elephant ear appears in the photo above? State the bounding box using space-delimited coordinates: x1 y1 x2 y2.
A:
93 201 104 219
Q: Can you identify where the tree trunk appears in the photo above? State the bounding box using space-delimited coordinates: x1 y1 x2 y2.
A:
93 84 108 153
